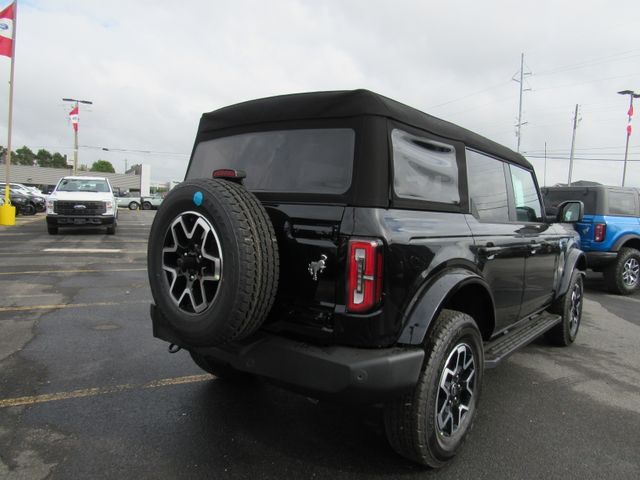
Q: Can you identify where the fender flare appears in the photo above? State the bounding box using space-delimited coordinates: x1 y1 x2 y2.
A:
612 234 640 252
556 247 587 299
397 268 493 345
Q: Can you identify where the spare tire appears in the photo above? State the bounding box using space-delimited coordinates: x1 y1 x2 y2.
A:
147 178 279 346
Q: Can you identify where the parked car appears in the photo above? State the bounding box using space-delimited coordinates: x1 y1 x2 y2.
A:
147 90 586 468
543 185 640 294
114 192 142 210
46 176 118 235
0 188 37 215
141 193 163 210
0 183 46 212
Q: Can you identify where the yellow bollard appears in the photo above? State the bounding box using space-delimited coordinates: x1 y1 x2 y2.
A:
0 204 16 226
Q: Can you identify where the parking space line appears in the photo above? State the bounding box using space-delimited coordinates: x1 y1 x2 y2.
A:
44 248 123 253
0 251 148 256
0 300 148 312
0 267 146 276
0 374 212 409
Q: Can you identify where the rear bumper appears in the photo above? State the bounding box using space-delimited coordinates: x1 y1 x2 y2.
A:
47 215 115 226
586 251 617 268
151 304 424 403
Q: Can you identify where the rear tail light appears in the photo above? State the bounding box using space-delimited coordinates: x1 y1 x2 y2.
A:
594 223 606 242
347 238 384 313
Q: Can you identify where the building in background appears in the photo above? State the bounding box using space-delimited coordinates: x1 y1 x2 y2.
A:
0 164 151 194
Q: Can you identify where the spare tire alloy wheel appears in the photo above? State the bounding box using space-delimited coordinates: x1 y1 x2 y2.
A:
162 211 222 314
147 178 279 347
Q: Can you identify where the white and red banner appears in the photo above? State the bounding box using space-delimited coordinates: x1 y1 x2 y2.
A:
0 2 15 58
69 105 79 132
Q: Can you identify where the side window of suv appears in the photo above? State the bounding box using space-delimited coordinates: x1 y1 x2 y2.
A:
607 191 637 216
466 149 509 222
510 165 543 222
391 129 460 205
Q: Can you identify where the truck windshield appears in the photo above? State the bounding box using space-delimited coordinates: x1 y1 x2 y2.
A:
188 129 355 194
57 179 110 193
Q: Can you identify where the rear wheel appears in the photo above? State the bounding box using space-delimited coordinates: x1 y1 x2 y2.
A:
128 201 139 210
604 248 640 295
384 309 483 468
142 201 152 210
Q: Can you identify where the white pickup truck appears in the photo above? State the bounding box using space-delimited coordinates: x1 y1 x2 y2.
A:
46 176 118 235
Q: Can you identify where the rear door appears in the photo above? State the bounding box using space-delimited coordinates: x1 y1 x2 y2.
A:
465 149 526 332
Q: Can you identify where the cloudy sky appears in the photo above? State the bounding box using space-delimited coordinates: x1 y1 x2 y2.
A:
1 0 639 186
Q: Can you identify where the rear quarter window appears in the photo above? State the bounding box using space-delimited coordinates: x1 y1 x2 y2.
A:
542 189 598 215
607 191 637 216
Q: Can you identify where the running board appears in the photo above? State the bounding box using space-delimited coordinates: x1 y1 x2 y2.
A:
484 312 561 369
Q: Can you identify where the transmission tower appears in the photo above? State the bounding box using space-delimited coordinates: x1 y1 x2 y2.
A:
512 53 532 153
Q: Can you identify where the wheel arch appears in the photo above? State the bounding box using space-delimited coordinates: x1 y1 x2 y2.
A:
397 268 496 345
612 234 640 253
556 247 587 301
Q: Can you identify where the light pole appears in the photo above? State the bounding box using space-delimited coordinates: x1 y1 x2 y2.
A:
62 98 92 174
618 90 640 187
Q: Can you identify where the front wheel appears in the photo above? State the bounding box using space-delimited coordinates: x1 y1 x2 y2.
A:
384 309 483 468
604 248 640 295
547 269 583 346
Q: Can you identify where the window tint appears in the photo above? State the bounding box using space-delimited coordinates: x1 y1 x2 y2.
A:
391 129 459 204
188 129 355 194
608 191 637 216
542 189 598 215
466 149 509 222
510 165 543 222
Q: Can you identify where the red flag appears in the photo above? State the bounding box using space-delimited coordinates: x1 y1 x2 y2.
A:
0 3 15 58
628 104 634 118
69 105 79 132
627 124 632 137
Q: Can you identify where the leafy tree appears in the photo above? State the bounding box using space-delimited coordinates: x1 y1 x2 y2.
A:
51 152 68 168
13 146 36 166
36 149 53 167
90 159 115 173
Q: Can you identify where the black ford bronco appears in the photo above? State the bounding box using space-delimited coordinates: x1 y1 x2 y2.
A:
148 90 586 467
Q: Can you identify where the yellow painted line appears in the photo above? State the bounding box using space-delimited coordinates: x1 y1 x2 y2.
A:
0 300 147 313
0 251 147 256
0 374 212 409
44 248 123 253
0 267 146 276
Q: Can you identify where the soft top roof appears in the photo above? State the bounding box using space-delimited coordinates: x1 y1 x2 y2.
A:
200 89 532 170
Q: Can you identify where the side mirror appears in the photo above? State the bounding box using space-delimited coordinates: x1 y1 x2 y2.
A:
556 200 583 223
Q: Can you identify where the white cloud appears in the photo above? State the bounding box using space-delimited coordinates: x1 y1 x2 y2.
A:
0 0 638 186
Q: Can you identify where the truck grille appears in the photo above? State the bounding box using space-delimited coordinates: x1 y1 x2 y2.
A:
54 201 106 216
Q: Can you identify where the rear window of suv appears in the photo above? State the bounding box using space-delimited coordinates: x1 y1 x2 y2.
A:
187 129 355 194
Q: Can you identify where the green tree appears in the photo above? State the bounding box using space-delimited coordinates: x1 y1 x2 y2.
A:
13 146 36 166
90 159 115 173
36 149 53 167
51 152 68 168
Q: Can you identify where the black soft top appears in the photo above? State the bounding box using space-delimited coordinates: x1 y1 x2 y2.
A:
199 89 533 170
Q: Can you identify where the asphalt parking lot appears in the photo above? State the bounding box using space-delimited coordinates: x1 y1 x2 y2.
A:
1 210 639 479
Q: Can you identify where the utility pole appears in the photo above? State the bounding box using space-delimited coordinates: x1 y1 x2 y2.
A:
544 141 547 187
512 53 532 152
617 90 640 187
567 104 580 186
62 97 93 174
